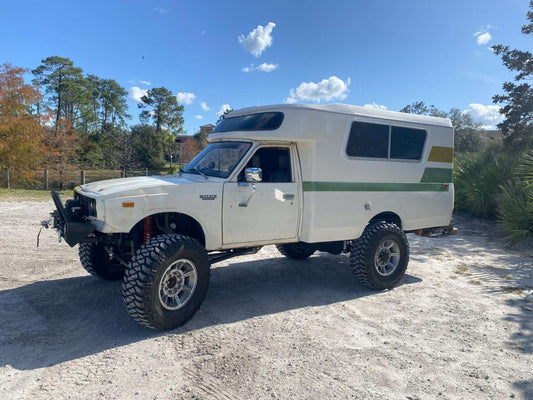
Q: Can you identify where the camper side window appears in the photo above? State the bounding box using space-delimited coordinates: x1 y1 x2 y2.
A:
346 121 389 158
346 121 427 161
390 126 426 160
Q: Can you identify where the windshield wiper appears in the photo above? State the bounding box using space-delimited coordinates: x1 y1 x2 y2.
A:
194 166 208 180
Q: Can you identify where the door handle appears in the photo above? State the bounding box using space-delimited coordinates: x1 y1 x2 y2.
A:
283 193 295 200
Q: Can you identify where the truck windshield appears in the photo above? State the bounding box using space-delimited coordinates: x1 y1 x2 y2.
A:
182 142 251 179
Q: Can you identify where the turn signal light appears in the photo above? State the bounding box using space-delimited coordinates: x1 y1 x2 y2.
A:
123 202 135 208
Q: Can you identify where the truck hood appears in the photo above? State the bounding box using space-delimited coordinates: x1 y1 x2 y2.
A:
79 174 209 196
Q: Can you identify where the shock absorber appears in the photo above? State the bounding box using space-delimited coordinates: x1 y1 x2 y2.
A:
143 215 153 243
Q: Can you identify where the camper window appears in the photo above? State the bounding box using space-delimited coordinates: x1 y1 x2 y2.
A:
346 121 389 158
390 126 426 160
346 121 427 161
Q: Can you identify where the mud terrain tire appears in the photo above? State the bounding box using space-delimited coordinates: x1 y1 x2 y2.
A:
79 242 126 281
350 222 409 289
276 243 315 260
122 234 210 330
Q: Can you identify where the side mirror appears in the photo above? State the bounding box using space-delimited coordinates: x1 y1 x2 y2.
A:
245 167 262 183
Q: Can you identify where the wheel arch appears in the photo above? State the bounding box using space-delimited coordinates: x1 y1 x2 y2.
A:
368 211 403 230
128 211 206 247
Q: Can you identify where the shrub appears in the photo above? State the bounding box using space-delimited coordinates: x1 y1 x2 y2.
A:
497 181 533 247
497 151 533 247
169 165 179 175
454 150 516 218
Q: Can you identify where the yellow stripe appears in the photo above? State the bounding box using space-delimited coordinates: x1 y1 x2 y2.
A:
428 146 453 163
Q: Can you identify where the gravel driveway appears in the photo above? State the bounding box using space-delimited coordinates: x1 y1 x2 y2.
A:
0 200 531 400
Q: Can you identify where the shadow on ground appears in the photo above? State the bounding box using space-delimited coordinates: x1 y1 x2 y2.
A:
0 253 420 370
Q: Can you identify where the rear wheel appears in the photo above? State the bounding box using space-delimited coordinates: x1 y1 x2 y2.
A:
350 222 409 289
79 242 125 281
276 242 316 260
122 234 210 330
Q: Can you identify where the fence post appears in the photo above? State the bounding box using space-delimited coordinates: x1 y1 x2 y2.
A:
44 169 49 190
2 168 9 189
145 168 148 176
80 170 86 185
121 169 125 178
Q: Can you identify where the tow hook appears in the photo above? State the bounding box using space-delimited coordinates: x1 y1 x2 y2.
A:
37 220 50 248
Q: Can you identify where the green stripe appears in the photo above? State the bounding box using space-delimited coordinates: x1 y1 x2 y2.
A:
420 168 453 183
303 181 449 192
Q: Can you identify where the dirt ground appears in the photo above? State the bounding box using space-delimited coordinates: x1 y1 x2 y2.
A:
0 200 531 400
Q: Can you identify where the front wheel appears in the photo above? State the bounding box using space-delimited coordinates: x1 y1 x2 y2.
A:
122 234 210 330
79 242 126 281
350 222 409 289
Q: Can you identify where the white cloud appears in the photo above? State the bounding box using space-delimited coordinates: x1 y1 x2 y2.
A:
128 79 151 86
363 102 388 110
176 92 196 105
154 8 169 14
285 76 351 104
194 115 203 120
243 63 279 73
216 104 232 117
201 102 210 111
238 22 276 57
128 86 148 102
474 26 494 45
476 32 492 45
465 103 503 128
474 25 494 37
258 63 278 72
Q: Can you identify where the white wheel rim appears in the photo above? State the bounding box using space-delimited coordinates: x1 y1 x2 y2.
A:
374 239 401 277
158 259 198 310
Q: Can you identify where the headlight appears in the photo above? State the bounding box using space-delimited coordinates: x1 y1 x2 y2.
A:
76 193 97 218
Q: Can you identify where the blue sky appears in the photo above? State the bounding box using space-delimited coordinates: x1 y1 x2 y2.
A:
2 0 531 133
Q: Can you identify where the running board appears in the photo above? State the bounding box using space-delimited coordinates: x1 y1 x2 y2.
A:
208 247 262 264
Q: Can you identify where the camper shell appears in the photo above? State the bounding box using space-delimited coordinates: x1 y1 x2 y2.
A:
45 103 455 330
210 103 454 243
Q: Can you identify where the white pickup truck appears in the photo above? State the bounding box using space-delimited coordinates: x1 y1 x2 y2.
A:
47 103 456 330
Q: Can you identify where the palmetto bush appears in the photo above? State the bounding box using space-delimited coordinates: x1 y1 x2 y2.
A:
455 148 532 247
497 151 533 247
454 150 516 218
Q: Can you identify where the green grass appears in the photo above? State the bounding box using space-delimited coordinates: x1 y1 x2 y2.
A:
0 188 72 201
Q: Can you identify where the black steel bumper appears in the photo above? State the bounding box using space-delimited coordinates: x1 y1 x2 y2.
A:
51 190 96 247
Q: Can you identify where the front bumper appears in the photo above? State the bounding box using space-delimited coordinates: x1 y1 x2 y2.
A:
50 190 96 247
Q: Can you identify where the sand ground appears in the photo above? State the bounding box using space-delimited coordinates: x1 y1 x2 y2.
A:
0 200 531 400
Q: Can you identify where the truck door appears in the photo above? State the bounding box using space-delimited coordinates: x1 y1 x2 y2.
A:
222 145 299 245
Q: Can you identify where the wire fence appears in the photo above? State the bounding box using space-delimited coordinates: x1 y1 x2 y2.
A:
1 167 175 190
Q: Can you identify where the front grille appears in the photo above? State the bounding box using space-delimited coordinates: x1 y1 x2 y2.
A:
76 193 97 218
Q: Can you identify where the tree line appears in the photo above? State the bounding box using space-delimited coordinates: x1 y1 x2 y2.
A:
0 56 209 187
